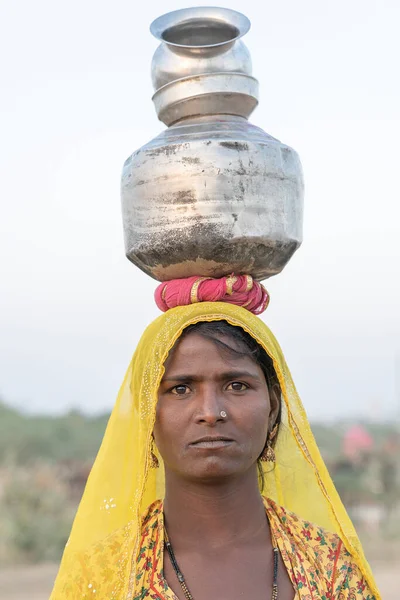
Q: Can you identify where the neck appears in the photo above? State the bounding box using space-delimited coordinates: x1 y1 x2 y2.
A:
163 466 269 551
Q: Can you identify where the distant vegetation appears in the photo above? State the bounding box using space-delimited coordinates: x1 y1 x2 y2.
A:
0 401 109 565
0 402 108 465
1 400 396 467
0 400 398 565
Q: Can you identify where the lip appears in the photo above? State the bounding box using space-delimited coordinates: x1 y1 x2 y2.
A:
189 436 234 449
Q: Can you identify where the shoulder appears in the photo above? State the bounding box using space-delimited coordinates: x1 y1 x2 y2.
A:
134 500 165 598
264 497 378 599
137 499 164 563
52 502 165 600
331 544 378 599
264 495 342 558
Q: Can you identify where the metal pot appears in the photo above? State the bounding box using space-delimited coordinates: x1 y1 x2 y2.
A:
121 7 304 282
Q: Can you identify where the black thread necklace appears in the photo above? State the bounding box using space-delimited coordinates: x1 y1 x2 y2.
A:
164 519 279 600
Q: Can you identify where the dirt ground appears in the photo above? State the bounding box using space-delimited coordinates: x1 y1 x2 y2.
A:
0 561 397 599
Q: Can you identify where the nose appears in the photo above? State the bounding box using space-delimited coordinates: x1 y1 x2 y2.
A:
194 384 225 426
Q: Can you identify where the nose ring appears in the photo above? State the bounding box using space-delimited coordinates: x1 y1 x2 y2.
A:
220 410 227 418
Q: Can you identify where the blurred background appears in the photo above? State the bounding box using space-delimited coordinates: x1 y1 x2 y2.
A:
0 0 399 598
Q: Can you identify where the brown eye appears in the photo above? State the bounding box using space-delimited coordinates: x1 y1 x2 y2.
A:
227 382 248 392
171 385 190 395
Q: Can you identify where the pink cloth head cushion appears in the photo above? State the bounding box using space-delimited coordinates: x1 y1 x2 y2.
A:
155 274 269 315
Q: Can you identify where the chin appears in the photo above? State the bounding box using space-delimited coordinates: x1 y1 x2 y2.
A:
184 458 245 481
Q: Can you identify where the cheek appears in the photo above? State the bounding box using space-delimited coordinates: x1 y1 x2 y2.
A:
240 395 270 438
153 404 166 444
252 412 270 440
153 401 182 450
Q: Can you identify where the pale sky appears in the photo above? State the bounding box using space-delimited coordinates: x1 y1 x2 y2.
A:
1 0 399 421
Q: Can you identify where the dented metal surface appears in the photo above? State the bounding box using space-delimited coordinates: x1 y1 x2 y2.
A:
121 7 304 282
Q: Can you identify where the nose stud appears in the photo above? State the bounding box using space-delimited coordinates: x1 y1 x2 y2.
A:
220 410 227 418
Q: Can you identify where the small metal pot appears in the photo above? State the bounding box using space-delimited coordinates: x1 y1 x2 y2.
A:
121 7 304 281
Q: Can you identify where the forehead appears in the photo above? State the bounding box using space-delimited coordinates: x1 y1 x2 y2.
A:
163 330 260 374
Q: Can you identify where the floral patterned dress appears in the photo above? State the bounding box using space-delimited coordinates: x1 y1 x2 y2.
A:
134 498 377 600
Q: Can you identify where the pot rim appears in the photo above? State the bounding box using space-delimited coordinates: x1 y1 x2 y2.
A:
150 7 251 50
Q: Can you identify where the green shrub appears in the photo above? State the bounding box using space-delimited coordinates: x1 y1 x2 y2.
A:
0 467 74 565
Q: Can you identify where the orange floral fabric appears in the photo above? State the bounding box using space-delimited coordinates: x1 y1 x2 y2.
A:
134 498 377 600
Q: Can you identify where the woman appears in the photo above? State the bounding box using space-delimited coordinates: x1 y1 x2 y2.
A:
50 282 380 599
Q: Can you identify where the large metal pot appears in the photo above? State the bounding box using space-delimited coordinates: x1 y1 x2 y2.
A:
121 7 304 282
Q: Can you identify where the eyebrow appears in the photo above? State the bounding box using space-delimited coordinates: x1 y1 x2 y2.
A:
161 370 263 383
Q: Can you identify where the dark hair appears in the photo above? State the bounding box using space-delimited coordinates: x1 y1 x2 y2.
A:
180 320 282 489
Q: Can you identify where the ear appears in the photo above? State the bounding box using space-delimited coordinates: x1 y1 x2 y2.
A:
268 383 281 429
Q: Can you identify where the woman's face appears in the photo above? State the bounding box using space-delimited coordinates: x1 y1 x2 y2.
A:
154 331 280 482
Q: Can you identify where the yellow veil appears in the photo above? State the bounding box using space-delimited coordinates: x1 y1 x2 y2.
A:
50 302 380 599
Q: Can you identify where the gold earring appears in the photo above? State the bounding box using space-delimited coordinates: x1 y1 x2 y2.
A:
150 438 159 468
260 423 279 463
